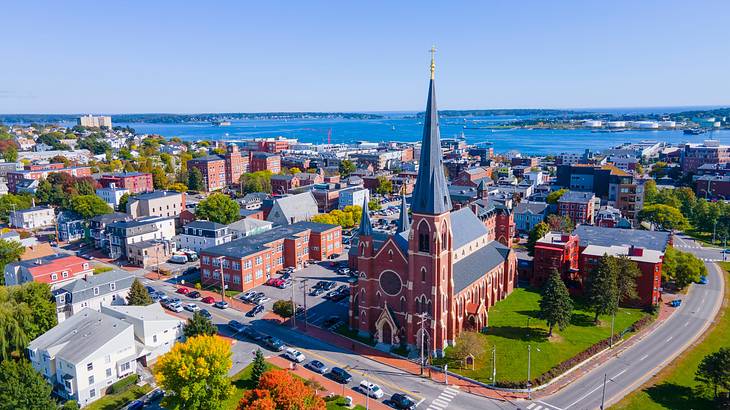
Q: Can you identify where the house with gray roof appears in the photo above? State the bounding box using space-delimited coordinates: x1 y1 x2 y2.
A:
266 191 318 225
514 201 549 233
52 269 134 323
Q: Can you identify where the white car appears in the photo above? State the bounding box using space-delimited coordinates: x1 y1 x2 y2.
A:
184 303 200 312
284 348 306 363
359 380 384 399
166 303 184 313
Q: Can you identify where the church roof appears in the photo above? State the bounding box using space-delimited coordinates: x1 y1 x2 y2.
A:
453 241 511 293
450 207 489 249
396 194 410 233
411 58 452 215
358 194 373 236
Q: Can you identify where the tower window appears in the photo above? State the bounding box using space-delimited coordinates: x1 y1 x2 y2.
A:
418 222 430 253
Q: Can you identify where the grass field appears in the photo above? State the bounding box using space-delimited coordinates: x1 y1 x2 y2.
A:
433 287 647 385
84 385 152 410
612 263 729 410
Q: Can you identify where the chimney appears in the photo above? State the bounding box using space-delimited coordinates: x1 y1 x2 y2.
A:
628 245 643 257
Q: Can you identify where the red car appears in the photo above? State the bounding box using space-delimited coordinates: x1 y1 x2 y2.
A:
201 296 216 304
176 287 190 295
266 278 283 287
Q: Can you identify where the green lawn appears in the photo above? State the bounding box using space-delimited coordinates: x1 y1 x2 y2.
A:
612 263 729 410
685 229 722 248
326 396 367 410
187 279 240 297
434 287 647 385
84 385 152 410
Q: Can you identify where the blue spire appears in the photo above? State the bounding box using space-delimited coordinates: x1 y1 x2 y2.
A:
411 56 452 215
397 192 410 233
358 196 373 236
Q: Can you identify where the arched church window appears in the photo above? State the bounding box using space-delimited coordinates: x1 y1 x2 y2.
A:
421 267 427 282
400 297 406 311
388 250 393 261
418 221 430 253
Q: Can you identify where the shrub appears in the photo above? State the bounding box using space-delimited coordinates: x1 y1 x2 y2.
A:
108 374 139 394
273 300 294 318
93 266 114 275
195 282 202 290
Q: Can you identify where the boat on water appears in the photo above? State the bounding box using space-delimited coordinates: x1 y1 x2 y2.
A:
213 121 231 126
684 128 707 135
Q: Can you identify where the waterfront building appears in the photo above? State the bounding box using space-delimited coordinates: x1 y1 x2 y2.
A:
78 114 112 128
681 140 730 173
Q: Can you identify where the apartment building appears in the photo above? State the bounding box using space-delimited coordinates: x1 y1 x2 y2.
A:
126 190 186 219
187 155 226 191
680 140 730 173
106 216 176 260
9 206 56 229
558 191 597 225
6 166 92 193
250 152 281 173
175 220 233 252
78 114 112 128
98 172 154 194
96 185 130 209
52 269 133 322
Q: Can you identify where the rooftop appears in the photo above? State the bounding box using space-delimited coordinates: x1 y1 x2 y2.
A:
202 221 334 258
453 241 511 293
573 225 671 252
559 191 596 203
184 220 228 231
582 244 663 263
131 190 182 200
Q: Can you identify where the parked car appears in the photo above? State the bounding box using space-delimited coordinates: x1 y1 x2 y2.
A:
329 367 352 384
165 303 183 313
214 300 229 309
241 291 257 302
337 267 351 275
176 287 190 295
263 336 285 351
328 253 340 260
323 281 336 291
242 326 265 341
254 296 271 305
246 304 265 317
385 393 416 410
700 275 708 285
309 287 325 297
127 400 144 410
144 389 164 404
228 320 246 333
145 286 156 294
670 299 682 307
201 296 216 304
168 254 188 264
305 360 328 374
284 348 306 363
184 303 200 312
199 309 212 319
359 381 384 399
187 291 201 299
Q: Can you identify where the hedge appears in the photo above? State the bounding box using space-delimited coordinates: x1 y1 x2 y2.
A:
107 374 139 394
495 314 655 389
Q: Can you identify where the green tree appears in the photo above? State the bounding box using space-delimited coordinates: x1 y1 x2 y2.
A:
0 282 57 360
643 179 659 204
615 256 641 304
3 145 17 162
638 204 688 231
540 269 573 336
272 300 294 318
526 222 550 256
152 167 169 189
239 171 273 194
338 159 356 178
195 193 240 225
117 192 130 212
0 359 55 410
127 279 153 306
546 188 567 205
251 348 267 386
60 400 80 410
374 176 393 196
70 195 113 219
183 311 217 338
188 167 205 192
586 255 619 323
662 247 706 289
154 335 233 410
547 214 574 233
0 239 25 284
695 347 730 399
368 198 382 211
168 182 188 193
0 193 33 223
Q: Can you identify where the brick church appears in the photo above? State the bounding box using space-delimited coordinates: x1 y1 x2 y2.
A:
348 55 517 357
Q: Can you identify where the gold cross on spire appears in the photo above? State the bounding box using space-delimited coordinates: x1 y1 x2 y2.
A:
429 45 437 80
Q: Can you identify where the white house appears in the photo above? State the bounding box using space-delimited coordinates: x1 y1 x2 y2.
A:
52 270 134 323
9 206 55 230
96 185 130 209
174 220 233 252
106 216 176 260
338 186 370 209
101 304 184 364
28 309 138 407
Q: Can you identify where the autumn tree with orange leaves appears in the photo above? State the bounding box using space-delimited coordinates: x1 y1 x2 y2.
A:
238 369 325 410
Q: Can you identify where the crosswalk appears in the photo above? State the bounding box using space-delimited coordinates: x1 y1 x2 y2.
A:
525 402 558 410
426 386 459 410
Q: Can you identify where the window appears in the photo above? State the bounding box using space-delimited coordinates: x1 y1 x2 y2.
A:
418 222 430 253
120 362 130 371
88 375 95 385
51 273 58 281
105 354 111 364
87 362 93 371
93 287 99 296
153 335 158 343
106 368 112 377
245 273 252 283
421 267 426 282
244 260 252 269
110 283 116 291
62 271 68 278
255 269 263 279
89 388 96 398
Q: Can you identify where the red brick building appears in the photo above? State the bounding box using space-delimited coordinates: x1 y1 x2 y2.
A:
187 155 227 192
531 232 580 288
7 166 92 193
225 144 249 185
98 172 154 194
271 175 301 194
558 191 596 226
3 254 93 288
348 63 516 357
199 222 341 292
250 152 281 173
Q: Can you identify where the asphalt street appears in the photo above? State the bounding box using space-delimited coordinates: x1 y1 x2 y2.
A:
522 234 726 410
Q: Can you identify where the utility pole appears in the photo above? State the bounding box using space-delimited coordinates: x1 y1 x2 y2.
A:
217 256 225 301
417 313 428 375
492 345 496 385
290 278 296 328
527 344 532 400
610 311 616 348
302 278 308 331
600 373 607 410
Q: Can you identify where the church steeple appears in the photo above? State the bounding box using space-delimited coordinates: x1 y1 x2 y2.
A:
411 47 452 215
397 191 410 233
358 196 373 236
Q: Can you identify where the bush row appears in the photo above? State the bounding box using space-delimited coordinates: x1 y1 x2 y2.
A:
107 374 139 394
495 315 655 389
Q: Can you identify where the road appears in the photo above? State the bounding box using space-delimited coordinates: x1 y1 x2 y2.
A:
523 234 725 410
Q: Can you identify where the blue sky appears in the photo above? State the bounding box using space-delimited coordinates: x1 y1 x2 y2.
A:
2 0 729 113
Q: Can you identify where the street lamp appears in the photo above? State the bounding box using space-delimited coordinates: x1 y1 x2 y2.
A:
527 345 540 400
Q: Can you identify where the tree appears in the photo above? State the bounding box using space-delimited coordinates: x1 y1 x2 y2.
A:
615 256 641 303
585 255 619 323
0 239 25 285
127 279 153 306
638 204 688 231
643 179 659 204
0 282 57 360
546 188 567 205
168 182 188 193
117 192 130 212
662 247 706 289
339 159 356 178
152 167 169 189
238 389 276 410
196 193 240 225
526 222 550 256
155 335 233 410
695 348 730 399
60 400 80 410
272 300 293 318
3 145 17 162
239 171 273 194
0 359 55 410
0 193 33 223
183 311 217 338
451 332 485 362
70 195 113 219
368 198 382 211
188 167 205 192
251 349 268 386
375 176 393 196
539 269 573 336
546 214 574 233
245 369 325 410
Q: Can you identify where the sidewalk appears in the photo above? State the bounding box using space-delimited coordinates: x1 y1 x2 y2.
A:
267 355 390 410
